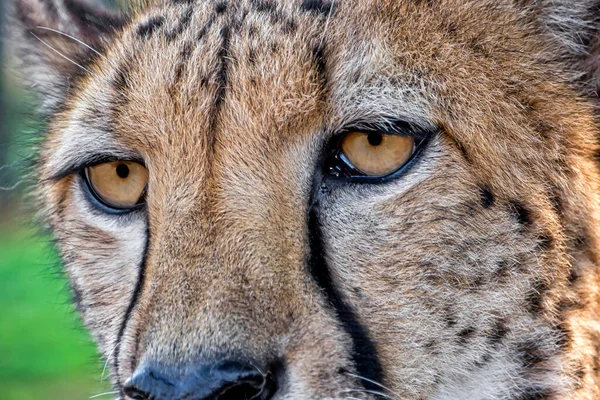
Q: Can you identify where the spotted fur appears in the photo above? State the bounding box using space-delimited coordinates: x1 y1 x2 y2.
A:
8 0 600 398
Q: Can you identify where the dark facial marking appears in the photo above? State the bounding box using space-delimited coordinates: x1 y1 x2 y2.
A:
166 5 194 41
63 0 126 34
525 279 549 314
300 0 336 16
479 185 495 208
513 387 552 400
509 201 531 226
137 16 165 38
215 0 228 13
536 232 554 250
457 326 477 345
488 319 508 347
517 340 549 369
251 0 277 13
307 208 385 392
213 25 231 114
113 227 150 392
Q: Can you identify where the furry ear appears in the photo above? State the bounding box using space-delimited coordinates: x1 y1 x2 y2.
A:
8 0 127 111
522 0 600 93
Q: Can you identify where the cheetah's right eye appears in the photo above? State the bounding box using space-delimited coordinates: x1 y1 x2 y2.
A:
84 161 148 210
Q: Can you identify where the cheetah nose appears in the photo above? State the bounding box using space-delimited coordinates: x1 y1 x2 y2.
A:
123 360 277 400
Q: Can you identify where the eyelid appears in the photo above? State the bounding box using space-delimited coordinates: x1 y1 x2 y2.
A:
334 118 437 141
47 154 146 182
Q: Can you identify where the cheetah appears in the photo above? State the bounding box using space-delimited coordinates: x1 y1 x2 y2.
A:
8 0 600 398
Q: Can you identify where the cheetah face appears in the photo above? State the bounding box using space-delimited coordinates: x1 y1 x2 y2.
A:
9 0 600 399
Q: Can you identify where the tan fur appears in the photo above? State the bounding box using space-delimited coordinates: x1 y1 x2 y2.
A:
8 0 600 398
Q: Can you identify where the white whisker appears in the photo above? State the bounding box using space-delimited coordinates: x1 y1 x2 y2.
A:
318 0 336 52
344 372 401 398
339 388 398 399
89 390 119 399
101 343 118 382
35 26 116 67
30 32 93 74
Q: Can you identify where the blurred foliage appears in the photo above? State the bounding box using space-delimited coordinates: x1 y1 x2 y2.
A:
1 11 110 400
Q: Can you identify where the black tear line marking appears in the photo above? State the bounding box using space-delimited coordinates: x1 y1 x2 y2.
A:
114 226 150 392
307 208 386 392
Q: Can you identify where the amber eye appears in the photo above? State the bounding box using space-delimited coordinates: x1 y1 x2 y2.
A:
340 131 416 176
85 161 148 209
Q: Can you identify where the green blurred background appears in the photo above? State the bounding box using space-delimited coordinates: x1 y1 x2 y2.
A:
1 1 114 399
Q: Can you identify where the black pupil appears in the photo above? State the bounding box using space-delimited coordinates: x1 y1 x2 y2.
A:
367 132 383 146
116 164 130 179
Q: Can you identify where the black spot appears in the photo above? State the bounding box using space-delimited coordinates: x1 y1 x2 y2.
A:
536 232 554 250
555 322 572 349
113 66 130 92
493 259 516 280
312 44 327 88
307 208 385 393
468 36 489 57
457 326 477 345
196 15 217 42
567 267 580 284
252 0 277 13
517 341 548 368
166 6 194 41
525 279 549 314
215 0 228 13
547 187 563 217
137 16 165 38
473 352 493 368
283 18 297 34
488 319 508 347
300 0 335 15
442 307 457 327
248 49 257 65
513 387 552 400
479 185 495 208
509 201 531 226
447 135 471 163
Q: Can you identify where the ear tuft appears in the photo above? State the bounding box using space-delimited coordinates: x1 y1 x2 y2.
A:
8 0 128 112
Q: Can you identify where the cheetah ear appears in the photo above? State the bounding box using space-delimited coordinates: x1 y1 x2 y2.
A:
9 0 128 111
527 1 600 93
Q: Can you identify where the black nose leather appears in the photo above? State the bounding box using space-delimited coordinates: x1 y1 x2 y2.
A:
123 360 277 400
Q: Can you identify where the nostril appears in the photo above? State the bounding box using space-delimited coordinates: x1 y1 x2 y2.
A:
215 372 277 400
122 385 150 400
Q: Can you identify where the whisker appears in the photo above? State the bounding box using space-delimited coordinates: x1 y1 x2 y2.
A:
344 372 401 398
35 26 116 67
318 0 335 52
101 343 118 382
89 390 119 399
339 388 398 399
30 32 93 74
